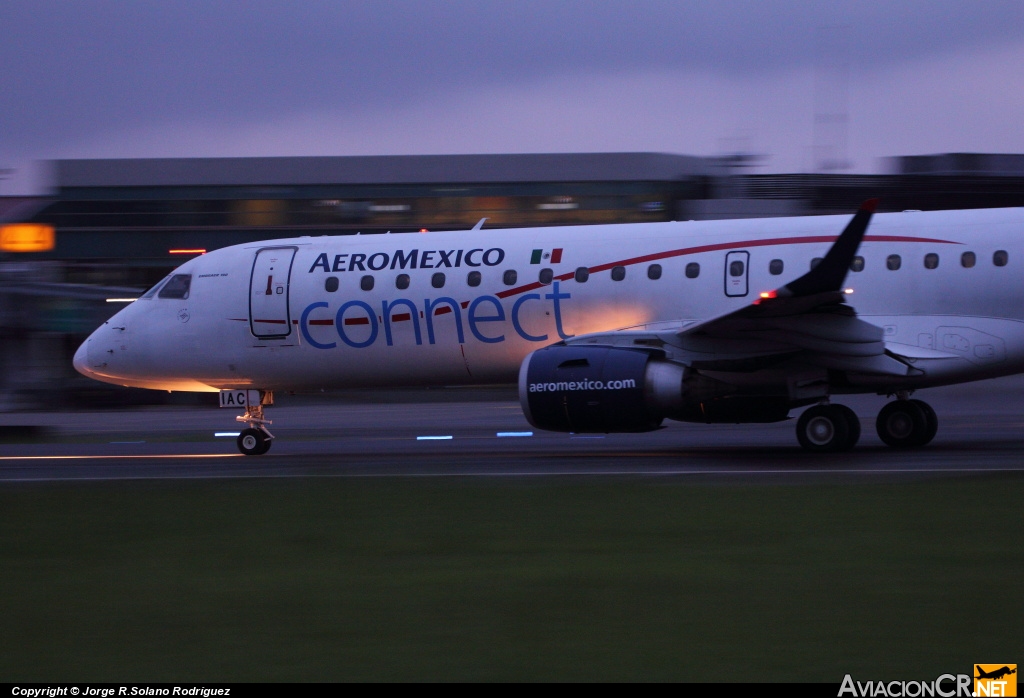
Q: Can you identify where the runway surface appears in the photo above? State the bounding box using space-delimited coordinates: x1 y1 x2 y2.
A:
3 376 1024 482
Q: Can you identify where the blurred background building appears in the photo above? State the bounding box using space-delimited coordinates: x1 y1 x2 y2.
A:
3 151 1024 409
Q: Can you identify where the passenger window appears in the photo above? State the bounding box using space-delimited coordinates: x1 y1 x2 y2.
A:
887 254 902 271
769 259 784 275
574 267 589 283
685 262 700 279
539 268 553 284
158 274 191 299
467 271 482 287
994 250 1009 267
325 277 339 292
503 269 518 286
729 260 745 277
396 273 410 290
924 253 939 269
611 266 626 281
647 264 662 280
431 272 446 289
961 251 976 268
360 275 374 291
810 257 822 270
850 256 864 272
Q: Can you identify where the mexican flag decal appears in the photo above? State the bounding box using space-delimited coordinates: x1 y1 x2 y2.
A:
530 248 563 264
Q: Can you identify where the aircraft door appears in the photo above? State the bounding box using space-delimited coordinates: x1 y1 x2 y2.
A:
249 247 297 338
724 251 749 297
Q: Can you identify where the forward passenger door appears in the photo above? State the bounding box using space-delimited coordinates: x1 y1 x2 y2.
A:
249 247 297 338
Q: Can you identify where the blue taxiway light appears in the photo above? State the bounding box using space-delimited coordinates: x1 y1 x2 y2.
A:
215 432 241 437
417 435 453 441
497 432 533 437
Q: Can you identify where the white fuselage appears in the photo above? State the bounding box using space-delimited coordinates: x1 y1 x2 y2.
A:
74 207 1024 394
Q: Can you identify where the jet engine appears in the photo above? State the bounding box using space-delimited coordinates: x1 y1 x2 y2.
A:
518 345 790 433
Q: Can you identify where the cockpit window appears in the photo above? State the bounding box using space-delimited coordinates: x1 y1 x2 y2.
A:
158 274 191 299
139 276 170 299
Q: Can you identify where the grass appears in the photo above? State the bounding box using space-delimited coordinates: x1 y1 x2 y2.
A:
1 476 1021 681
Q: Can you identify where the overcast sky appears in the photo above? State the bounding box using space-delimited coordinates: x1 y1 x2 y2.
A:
2 1 1023 193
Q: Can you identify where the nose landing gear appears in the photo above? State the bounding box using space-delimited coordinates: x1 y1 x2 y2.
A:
236 392 274 455
237 427 271 456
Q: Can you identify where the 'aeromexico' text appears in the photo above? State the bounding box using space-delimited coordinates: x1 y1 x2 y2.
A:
309 248 505 273
528 379 637 392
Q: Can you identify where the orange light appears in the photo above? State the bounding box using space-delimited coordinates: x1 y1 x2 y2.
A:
169 249 206 255
0 224 55 252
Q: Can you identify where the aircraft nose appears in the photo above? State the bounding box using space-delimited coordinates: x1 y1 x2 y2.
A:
73 338 92 378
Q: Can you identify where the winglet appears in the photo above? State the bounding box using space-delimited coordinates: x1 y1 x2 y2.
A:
777 199 878 298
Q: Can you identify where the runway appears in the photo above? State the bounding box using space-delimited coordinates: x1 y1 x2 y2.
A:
3 376 1024 482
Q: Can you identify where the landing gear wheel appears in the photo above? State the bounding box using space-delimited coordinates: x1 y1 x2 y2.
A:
237 428 271 456
797 404 856 452
909 399 938 446
831 404 861 449
876 400 929 448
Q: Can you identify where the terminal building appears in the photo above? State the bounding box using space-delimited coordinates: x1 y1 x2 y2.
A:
2 151 1024 408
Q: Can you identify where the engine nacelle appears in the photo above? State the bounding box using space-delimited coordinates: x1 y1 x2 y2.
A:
518 345 791 433
519 345 686 433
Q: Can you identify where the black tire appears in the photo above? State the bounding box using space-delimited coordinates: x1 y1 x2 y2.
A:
797 405 852 452
237 428 268 456
831 404 861 450
876 400 928 448
909 399 938 446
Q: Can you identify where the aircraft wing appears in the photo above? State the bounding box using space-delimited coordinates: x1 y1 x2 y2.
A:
670 291 911 376
568 199 916 377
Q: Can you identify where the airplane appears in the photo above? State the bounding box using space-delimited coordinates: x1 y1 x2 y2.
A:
73 200 1024 455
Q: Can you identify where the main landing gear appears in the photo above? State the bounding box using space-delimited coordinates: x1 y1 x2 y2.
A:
236 392 274 456
796 404 862 452
874 397 937 448
795 394 938 452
